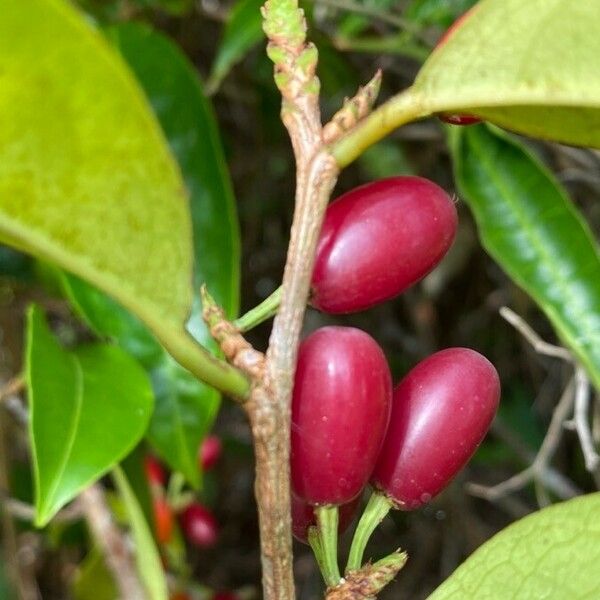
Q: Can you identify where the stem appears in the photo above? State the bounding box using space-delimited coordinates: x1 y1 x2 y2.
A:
308 525 329 583
80 484 146 600
330 86 428 168
233 287 283 332
326 550 408 600
157 327 250 400
315 505 341 587
249 153 338 600
346 491 394 573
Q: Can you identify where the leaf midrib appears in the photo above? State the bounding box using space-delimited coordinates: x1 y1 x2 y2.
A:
466 130 600 372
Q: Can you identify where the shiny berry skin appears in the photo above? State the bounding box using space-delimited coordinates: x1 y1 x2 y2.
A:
153 497 174 544
180 503 219 548
311 177 457 313
292 493 361 544
145 455 167 487
291 327 392 505
372 348 500 510
199 434 222 471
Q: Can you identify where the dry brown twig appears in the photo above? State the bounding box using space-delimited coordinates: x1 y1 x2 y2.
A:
467 307 600 505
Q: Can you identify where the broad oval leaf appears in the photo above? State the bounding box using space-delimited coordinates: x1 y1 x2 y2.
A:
450 124 600 390
112 467 168 600
26 305 153 526
207 0 265 93
428 492 600 599
413 0 600 148
0 0 193 329
61 22 241 486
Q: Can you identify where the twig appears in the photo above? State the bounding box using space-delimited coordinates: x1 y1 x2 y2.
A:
308 0 422 36
499 307 573 362
470 306 600 504
569 367 600 472
0 376 24 403
0 493 84 524
468 377 576 502
79 484 146 600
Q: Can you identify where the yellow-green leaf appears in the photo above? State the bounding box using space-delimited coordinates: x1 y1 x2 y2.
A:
0 0 192 331
413 0 600 148
428 493 600 599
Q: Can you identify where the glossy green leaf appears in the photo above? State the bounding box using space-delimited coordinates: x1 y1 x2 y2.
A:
26 305 153 526
413 0 600 148
148 354 219 489
62 272 163 369
58 22 240 486
207 0 265 93
112 467 167 600
428 493 600 599
0 0 193 331
450 124 600 390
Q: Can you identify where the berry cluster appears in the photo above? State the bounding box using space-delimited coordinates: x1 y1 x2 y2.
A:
289 177 500 583
145 435 222 549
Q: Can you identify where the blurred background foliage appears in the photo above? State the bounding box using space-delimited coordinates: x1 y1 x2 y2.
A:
1 0 599 598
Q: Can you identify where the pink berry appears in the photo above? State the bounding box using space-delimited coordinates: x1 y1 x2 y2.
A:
199 434 222 471
180 503 219 548
291 327 392 505
311 177 457 313
372 348 500 510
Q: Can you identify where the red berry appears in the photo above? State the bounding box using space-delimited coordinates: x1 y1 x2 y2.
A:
180 503 219 548
170 594 192 600
292 493 361 544
291 327 392 505
199 434 222 471
439 113 482 126
311 177 457 314
145 455 167 487
213 593 238 600
372 348 500 510
153 497 174 544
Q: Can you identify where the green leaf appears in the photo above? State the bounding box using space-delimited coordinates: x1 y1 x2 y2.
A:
148 355 218 489
26 305 153 526
59 22 239 486
73 549 118 600
413 0 600 148
0 0 193 330
450 124 600 390
112 467 168 600
428 492 600 599
335 0 397 37
207 0 265 93
62 272 163 369
108 23 240 319
405 0 477 28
